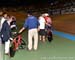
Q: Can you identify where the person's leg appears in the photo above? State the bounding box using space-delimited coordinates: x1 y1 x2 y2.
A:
42 36 45 42
42 29 46 42
5 40 10 54
39 35 42 41
33 29 38 50
39 30 42 41
48 30 53 42
28 30 33 51
0 38 4 60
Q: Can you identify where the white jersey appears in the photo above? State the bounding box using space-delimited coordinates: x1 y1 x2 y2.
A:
39 16 45 29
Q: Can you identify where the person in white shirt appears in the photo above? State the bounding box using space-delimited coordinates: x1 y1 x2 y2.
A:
38 14 46 42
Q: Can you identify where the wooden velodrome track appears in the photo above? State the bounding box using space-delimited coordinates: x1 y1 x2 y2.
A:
52 14 75 35
7 11 75 35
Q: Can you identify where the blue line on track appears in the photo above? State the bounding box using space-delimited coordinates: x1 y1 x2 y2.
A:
53 30 75 41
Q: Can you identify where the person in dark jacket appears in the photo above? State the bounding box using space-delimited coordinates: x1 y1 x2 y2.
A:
1 20 11 43
1 13 12 55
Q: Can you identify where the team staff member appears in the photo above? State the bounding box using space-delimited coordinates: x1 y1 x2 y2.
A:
19 12 40 51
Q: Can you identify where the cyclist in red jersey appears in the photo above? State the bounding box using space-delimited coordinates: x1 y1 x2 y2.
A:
43 13 53 42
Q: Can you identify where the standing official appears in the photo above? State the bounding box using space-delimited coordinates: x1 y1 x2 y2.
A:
19 12 40 51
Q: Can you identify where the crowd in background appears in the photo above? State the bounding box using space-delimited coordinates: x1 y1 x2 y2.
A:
0 3 75 17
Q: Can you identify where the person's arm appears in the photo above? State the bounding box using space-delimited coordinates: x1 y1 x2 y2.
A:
18 27 25 34
18 19 28 34
46 23 51 26
37 19 40 31
37 26 40 31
